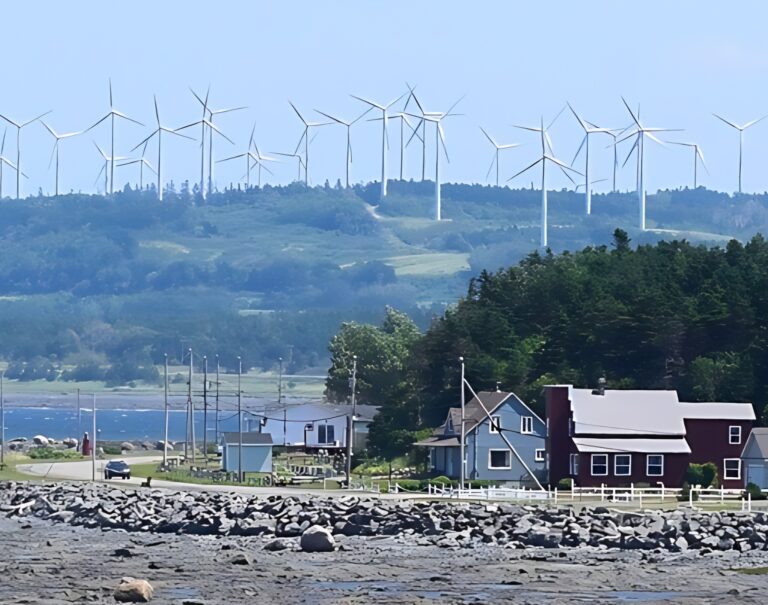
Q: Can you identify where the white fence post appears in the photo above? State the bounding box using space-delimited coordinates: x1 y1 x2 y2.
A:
721 486 724 505
601 484 605 502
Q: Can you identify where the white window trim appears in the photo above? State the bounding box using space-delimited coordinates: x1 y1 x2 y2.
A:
521 416 533 434
591 454 608 476
489 415 501 434
570 453 579 475
614 454 632 477
488 449 512 470
646 454 664 477
535 449 545 462
729 425 742 445
724 458 742 480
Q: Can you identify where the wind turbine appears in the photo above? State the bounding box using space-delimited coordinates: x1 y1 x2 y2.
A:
314 108 371 187
40 122 80 196
669 141 707 189
617 98 680 230
250 137 278 188
479 127 519 187
388 111 421 181
508 112 582 248
713 113 766 194
0 128 24 200
176 93 235 199
132 95 192 201
118 143 157 190
191 89 246 196
93 142 128 195
568 103 615 215
0 110 50 199
85 79 143 195
403 83 427 180
351 92 405 199
272 151 306 183
289 102 329 186
405 96 464 221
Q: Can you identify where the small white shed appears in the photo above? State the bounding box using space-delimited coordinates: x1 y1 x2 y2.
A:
741 428 768 489
220 432 273 474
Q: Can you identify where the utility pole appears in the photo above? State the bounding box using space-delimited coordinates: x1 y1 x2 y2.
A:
1 370 4 469
215 354 220 446
91 394 97 482
237 356 243 483
163 354 169 467
459 357 466 490
76 388 80 433
345 355 357 488
187 348 196 464
203 355 208 463
279 357 285 446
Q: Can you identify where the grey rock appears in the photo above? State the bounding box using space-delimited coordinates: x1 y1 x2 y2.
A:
300 525 335 552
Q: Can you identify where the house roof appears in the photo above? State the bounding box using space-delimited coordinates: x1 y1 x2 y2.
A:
414 435 461 447
429 391 517 439
678 402 756 421
573 437 691 454
221 432 273 446
570 388 686 436
743 428 768 459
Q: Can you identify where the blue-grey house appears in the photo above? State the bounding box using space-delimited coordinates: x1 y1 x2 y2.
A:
415 390 546 487
220 432 273 474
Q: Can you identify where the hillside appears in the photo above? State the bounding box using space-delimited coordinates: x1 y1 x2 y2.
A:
1 181 767 382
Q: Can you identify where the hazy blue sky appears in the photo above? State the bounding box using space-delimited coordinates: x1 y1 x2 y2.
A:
3 1 768 197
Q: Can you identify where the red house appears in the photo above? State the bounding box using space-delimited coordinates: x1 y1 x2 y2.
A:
545 384 754 489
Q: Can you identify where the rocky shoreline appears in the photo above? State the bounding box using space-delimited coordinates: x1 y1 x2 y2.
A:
2 481 767 554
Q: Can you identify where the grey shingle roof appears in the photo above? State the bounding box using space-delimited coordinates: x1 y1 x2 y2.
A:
221 432 273 445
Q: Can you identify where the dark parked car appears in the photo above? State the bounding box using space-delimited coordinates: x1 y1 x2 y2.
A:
104 460 131 480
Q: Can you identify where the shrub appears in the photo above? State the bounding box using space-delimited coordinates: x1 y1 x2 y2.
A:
27 447 82 460
678 481 699 502
557 478 573 491
101 445 122 455
430 475 451 485
685 462 719 488
746 482 767 501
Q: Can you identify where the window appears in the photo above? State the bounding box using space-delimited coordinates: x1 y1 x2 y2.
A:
489 416 501 434
488 449 511 469
614 454 632 476
591 454 608 476
729 425 742 445
647 455 664 477
318 424 335 444
521 416 533 434
724 458 742 480
535 449 545 462
570 453 579 475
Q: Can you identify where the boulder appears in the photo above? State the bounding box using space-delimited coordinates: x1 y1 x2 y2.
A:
32 435 49 446
62 437 79 449
114 577 154 602
121 442 135 452
300 525 336 552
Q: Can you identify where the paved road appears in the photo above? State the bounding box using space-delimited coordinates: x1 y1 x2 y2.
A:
18 456 412 499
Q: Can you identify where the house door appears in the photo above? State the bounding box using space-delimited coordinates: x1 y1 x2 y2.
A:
747 464 767 489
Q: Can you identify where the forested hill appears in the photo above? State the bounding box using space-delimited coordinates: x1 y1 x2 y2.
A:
325 232 768 457
2 180 768 384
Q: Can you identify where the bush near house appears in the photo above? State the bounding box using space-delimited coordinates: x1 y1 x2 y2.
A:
745 483 768 501
684 462 719 488
27 448 82 460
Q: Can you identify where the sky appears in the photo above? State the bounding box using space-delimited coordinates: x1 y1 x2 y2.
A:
2 1 768 198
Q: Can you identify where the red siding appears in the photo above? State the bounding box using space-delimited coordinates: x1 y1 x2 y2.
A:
544 386 572 486
684 419 753 489
575 452 688 488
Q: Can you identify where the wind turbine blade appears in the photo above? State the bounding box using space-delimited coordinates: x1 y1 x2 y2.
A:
444 95 465 118
153 95 161 127
0 128 5 154
293 130 307 155
113 111 145 127
350 95 384 110
645 132 667 146
351 106 373 124
498 143 519 150
314 110 345 125
47 141 57 170
485 155 497 181
616 130 639 145
571 134 587 166
261 162 274 176
507 157 544 182
93 141 108 160
621 97 641 126
405 123 422 147
439 125 450 163
567 102 587 131
555 161 576 184
0 115 21 128
248 122 257 149
40 121 57 138
548 155 583 175
211 106 247 115
109 78 113 108
546 105 566 131
622 137 639 168
513 125 542 133
85 114 110 132
216 153 246 163
713 113 739 130
206 121 235 144
289 101 307 125
743 115 768 130
131 130 158 152
385 92 407 109
190 88 206 108
173 121 201 132
479 127 497 147
162 127 194 140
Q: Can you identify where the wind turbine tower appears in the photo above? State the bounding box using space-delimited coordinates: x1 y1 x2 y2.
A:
351 93 404 199
0 128 23 199
288 102 329 186
670 141 707 189
713 113 766 194
85 80 143 195
568 103 614 214
315 108 371 187
0 110 50 199
508 112 581 248
617 98 679 230
40 122 80 196
479 127 518 187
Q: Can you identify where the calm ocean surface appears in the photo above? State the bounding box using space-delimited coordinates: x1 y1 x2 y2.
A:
1 401 346 444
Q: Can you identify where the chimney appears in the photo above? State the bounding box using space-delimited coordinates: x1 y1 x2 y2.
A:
495 381 502 392
592 377 606 396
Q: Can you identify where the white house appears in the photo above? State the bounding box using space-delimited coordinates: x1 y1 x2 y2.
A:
742 428 768 489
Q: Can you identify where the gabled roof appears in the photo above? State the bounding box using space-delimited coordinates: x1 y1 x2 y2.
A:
221 432 273 446
570 388 685 436
573 437 691 454
678 402 755 421
435 390 540 437
742 428 768 459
